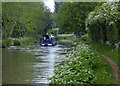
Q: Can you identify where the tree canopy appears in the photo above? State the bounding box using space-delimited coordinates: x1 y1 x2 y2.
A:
56 2 103 35
2 2 53 39
86 2 120 45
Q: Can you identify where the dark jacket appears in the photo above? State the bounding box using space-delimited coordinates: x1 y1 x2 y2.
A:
45 35 49 39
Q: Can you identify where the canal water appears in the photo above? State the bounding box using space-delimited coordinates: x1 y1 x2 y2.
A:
2 44 72 84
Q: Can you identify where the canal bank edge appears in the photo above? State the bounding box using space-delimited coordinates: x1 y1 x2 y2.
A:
96 52 120 84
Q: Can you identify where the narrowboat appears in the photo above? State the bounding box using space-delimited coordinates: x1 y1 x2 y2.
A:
41 36 57 47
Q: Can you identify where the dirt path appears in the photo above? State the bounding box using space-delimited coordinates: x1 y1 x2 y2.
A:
96 52 120 84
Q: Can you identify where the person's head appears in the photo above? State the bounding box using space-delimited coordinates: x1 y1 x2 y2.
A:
46 33 48 35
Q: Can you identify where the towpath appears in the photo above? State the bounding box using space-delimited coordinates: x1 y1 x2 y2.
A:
96 52 120 84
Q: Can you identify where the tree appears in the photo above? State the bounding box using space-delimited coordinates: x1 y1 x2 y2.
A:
2 2 53 39
86 2 120 45
54 2 62 13
56 2 103 36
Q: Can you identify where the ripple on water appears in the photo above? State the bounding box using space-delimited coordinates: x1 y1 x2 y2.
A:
3 44 70 84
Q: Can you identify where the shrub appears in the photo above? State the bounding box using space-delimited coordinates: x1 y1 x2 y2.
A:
2 38 12 48
2 40 7 48
49 42 99 84
13 40 21 46
48 28 59 36
34 35 43 41
81 34 88 41
21 38 35 45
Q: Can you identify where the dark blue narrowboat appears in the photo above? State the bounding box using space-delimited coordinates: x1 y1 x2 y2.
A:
41 36 57 47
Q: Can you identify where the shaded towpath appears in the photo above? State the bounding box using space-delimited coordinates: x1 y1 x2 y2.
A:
96 52 120 84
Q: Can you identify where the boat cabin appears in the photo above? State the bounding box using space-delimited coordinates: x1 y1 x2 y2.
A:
41 36 57 47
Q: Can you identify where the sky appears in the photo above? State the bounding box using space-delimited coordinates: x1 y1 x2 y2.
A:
43 0 55 12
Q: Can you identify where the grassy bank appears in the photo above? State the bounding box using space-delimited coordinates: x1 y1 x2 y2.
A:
94 53 117 84
49 41 117 84
79 36 118 83
56 34 76 47
2 37 36 48
78 34 119 68
86 41 119 68
56 34 75 40
49 42 99 84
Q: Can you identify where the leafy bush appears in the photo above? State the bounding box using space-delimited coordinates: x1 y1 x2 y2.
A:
86 2 120 45
49 43 99 85
48 28 59 36
34 35 43 41
13 40 21 46
2 40 7 48
2 38 12 48
21 38 35 45
81 34 88 41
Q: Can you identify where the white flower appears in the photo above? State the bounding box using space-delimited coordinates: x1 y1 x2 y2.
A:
109 21 114 26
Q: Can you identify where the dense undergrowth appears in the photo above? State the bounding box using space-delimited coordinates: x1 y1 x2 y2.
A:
2 37 36 48
49 37 117 84
49 42 99 85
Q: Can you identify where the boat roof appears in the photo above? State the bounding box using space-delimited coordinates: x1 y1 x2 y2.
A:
50 36 55 38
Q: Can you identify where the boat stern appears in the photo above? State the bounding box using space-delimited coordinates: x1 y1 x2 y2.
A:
41 43 53 47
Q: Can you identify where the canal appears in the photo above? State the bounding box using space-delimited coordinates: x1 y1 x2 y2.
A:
2 44 72 84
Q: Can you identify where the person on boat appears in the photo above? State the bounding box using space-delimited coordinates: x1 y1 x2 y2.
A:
44 33 49 40
46 33 49 39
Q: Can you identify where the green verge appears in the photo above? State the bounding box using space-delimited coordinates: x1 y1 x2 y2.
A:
94 54 117 84
87 41 119 68
49 39 117 84
49 42 99 85
80 38 117 84
20 38 36 45
2 37 36 48
56 34 74 41
78 38 117 84
79 40 117 84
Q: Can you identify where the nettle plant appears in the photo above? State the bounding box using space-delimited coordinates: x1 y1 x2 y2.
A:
86 2 120 46
49 43 99 84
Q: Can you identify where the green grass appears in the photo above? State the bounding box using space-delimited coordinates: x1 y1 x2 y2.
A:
74 39 117 84
94 54 117 84
49 41 117 84
58 39 73 43
56 34 74 41
57 34 74 37
88 41 119 68
20 38 35 45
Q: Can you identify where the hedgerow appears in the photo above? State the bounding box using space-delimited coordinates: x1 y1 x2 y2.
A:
49 43 99 85
86 2 120 46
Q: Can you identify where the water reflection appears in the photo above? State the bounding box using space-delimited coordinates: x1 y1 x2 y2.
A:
2 44 70 84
